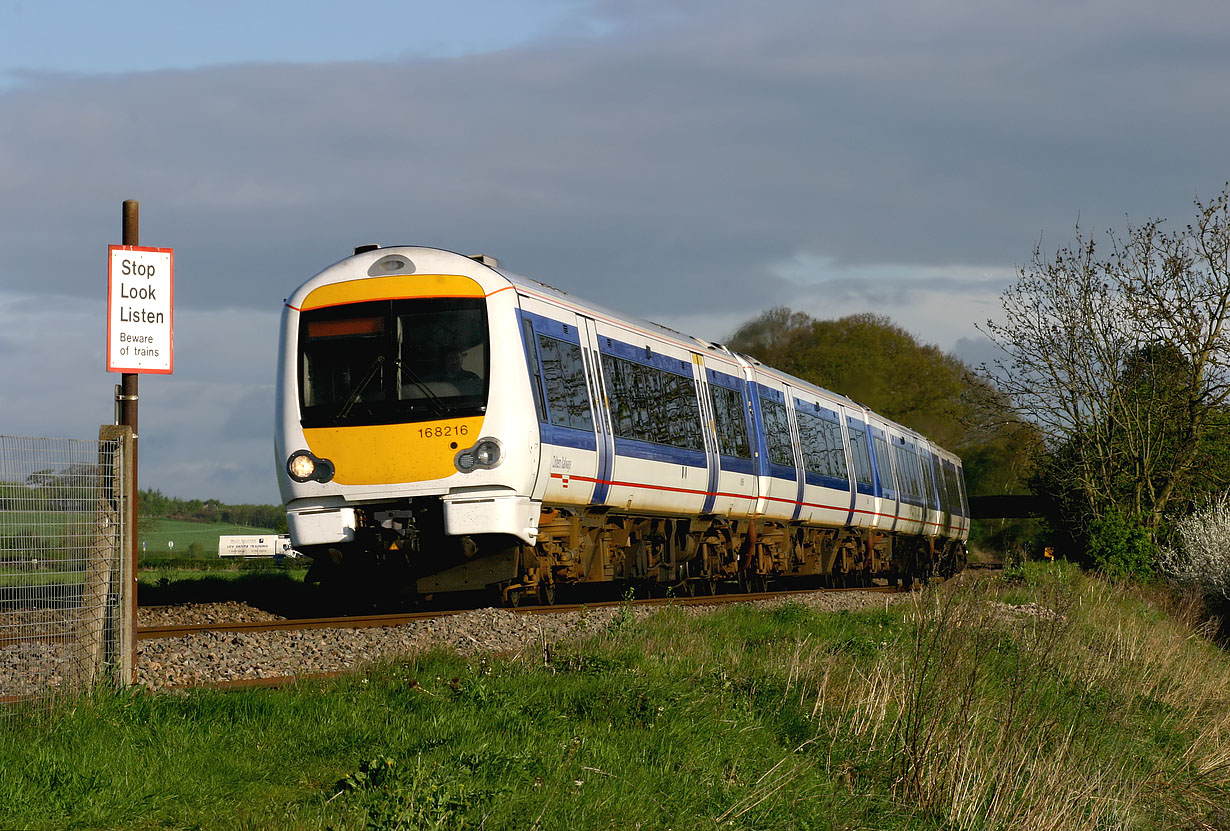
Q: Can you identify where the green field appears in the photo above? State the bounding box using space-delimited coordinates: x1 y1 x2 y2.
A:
3 564 1229 830
2 510 277 563
1 514 286 588
138 517 282 560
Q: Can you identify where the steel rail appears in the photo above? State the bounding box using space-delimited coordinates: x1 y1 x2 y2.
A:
135 584 904 641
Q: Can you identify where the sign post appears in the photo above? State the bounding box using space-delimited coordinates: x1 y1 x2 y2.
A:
107 200 174 683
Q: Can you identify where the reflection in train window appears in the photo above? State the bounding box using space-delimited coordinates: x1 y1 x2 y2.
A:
537 335 594 431
603 354 703 450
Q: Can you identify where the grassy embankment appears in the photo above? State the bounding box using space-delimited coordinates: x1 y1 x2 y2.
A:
3 563 1229 830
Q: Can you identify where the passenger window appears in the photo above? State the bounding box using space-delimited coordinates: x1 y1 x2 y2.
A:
759 397 794 468
710 384 751 459
847 422 874 487
796 408 848 482
603 354 704 451
873 434 893 494
537 335 594 431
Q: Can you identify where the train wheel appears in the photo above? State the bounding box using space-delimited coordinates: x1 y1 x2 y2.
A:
506 588 522 608
538 582 556 605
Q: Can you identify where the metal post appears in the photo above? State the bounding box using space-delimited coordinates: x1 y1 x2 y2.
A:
120 199 139 683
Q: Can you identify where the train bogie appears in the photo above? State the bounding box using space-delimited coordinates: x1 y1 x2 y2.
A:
275 245 969 605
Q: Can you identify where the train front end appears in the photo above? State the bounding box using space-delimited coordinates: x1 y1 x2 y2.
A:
275 246 541 599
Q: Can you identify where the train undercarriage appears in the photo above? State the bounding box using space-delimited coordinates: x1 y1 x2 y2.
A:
299 499 968 608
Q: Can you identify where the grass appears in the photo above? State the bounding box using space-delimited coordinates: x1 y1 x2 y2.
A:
138 517 282 560
3 564 1229 830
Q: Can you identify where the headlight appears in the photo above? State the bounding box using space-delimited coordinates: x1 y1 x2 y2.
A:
455 438 503 473
287 450 335 483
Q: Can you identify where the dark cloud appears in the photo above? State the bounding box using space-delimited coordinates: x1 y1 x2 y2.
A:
219 385 275 441
3 0 1229 501
3 0 1226 323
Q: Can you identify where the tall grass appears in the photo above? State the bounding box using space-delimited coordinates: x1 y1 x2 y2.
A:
2 564 1228 830
810 564 1230 829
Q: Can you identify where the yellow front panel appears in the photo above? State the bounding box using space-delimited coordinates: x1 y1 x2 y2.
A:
299 274 485 311
304 416 486 485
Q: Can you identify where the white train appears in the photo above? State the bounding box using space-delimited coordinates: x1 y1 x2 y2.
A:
275 246 969 605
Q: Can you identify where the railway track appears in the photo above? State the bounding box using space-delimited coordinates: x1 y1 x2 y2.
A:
136 584 903 640
2 584 904 648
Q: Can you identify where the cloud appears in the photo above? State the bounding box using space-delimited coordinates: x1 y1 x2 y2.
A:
3 0 1229 501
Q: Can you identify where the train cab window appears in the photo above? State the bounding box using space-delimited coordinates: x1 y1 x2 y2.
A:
537 335 594 431
302 314 387 410
396 304 487 403
298 297 488 427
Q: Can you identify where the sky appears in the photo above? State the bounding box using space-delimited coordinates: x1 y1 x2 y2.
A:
2 0 1228 504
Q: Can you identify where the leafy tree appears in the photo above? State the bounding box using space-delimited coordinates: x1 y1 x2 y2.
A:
983 186 1230 552
137 488 286 530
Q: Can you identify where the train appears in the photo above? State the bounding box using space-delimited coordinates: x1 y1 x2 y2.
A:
275 245 969 606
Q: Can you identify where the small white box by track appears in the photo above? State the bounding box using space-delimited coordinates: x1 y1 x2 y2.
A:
218 534 299 558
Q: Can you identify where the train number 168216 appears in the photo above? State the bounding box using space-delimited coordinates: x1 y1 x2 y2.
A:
417 424 470 439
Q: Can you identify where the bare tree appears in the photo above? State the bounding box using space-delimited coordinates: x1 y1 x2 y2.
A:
982 186 1230 536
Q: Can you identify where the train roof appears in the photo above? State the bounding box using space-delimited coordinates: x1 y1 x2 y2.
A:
295 245 960 460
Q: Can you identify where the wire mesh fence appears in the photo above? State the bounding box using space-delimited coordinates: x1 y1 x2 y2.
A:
0 430 132 715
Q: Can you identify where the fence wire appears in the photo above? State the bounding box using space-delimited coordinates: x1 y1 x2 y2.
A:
1 434 128 712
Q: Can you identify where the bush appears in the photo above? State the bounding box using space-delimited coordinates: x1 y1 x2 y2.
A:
1159 491 1230 602
1086 509 1156 579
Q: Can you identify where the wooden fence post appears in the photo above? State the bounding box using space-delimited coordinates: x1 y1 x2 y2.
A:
78 425 134 689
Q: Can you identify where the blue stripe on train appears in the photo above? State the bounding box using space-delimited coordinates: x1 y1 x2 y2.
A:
541 423 597 451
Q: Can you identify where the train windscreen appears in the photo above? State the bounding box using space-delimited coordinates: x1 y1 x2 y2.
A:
298 297 488 427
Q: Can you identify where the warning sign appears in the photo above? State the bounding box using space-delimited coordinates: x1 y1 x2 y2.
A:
107 245 174 374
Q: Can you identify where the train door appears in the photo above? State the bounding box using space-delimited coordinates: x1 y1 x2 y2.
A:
844 414 877 529
703 361 758 517
888 433 924 537
516 302 603 507
866 420 899 532
931 449 954 539
955 462 970 538
781 385 807 522
918 442 942 540
579 316 614 506
791 393 854 526
750 377 800 522
690 354 721 514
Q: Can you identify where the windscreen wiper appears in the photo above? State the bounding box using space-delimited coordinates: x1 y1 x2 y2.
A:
337 355 384 420
396 360 454 416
